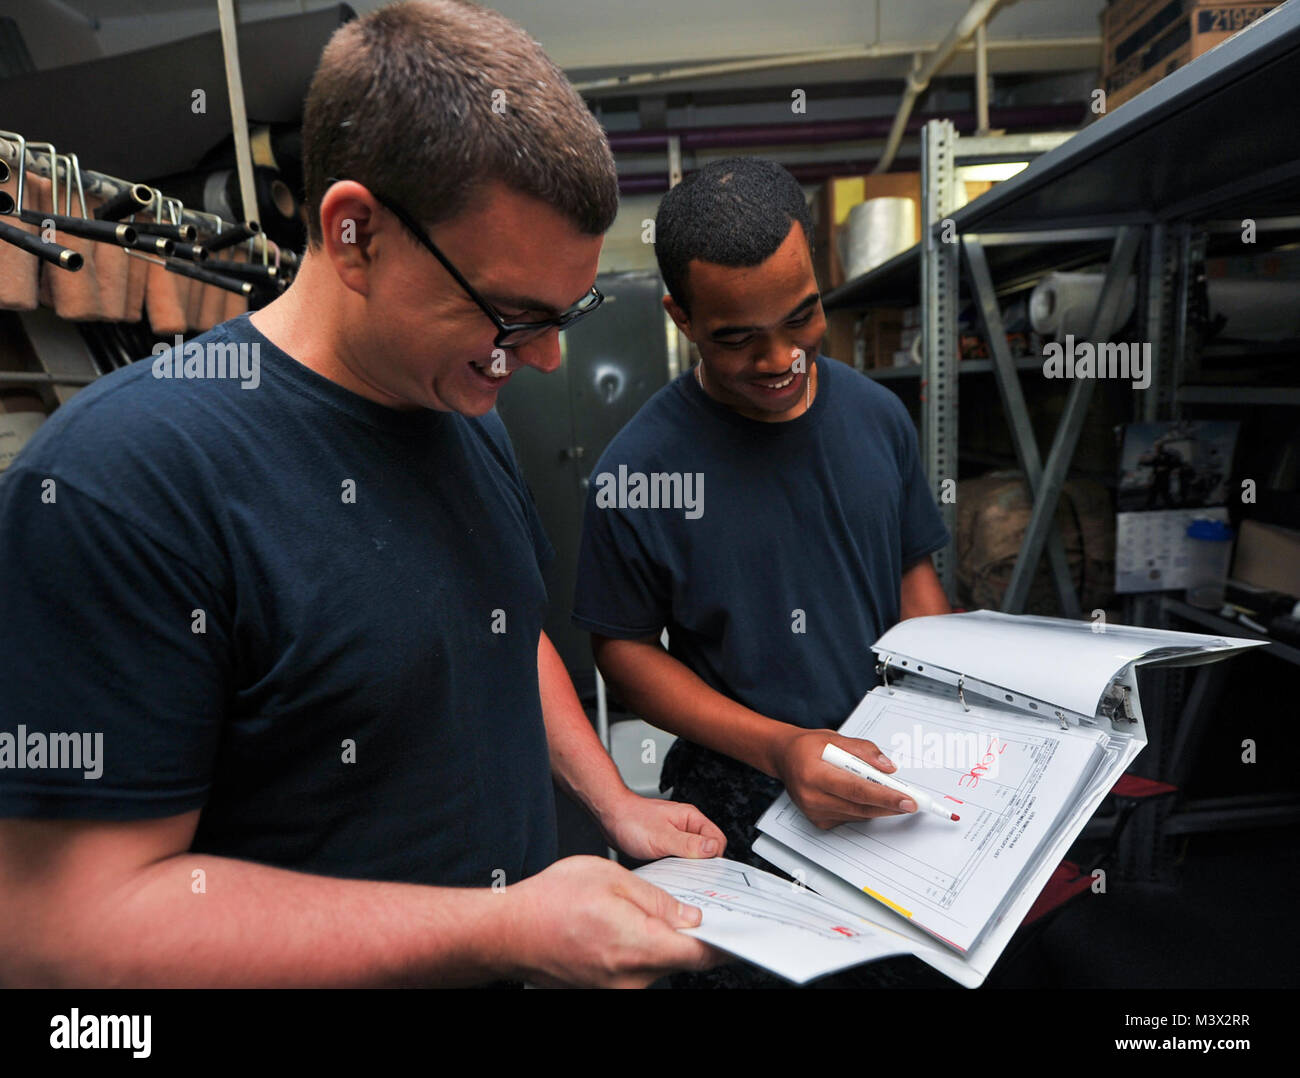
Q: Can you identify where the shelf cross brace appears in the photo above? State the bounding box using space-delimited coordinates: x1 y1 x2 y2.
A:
962 235 1082 618
1001 224 1142 614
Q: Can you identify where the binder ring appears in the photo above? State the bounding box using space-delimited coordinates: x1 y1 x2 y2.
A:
957 675 970 712
876 655 894 693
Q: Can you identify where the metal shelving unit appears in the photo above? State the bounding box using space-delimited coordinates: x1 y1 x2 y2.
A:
825 1 1300 612
823 4 1300 871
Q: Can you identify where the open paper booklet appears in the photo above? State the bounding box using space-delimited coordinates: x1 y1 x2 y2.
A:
634 611 1265 986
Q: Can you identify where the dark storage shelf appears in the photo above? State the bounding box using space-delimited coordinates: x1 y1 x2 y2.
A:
823 2 1300 312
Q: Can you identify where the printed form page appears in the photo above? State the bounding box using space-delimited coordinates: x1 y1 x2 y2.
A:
634 856 915 983
757 687 1109 953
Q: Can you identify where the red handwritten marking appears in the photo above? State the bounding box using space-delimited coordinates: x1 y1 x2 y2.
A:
958 737 1004 789
831 926 856 938
944 795 965 804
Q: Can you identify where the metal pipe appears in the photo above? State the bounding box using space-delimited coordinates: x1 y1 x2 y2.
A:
163 257 253 296
0 371 97 387
13 210 136 247
571 35 1099 95
0 137 233 241
203 221 260 253
617 156 922 194
0 218 82 270
130 220 199 244
605 105 1084 153
975 20 990 134
875 0 1003 173
204 258 278 282
94 183 153 222
216 0 264 255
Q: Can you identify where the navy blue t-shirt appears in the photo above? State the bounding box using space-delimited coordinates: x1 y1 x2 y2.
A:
0 313 557 889
573 354 949 731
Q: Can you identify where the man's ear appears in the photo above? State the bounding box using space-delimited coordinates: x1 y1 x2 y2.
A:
318 180 382 297
662 293 695 342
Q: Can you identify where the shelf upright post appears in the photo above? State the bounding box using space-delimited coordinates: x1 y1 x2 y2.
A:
1169 224 1206 423
1142 222 1172 423
920 119 960 597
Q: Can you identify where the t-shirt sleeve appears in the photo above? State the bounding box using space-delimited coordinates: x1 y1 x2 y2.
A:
478 410 554 573
893 400 952 564
0 468 231 819
571 481 669 640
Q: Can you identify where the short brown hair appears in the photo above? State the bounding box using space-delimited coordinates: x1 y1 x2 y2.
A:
301 0 618 246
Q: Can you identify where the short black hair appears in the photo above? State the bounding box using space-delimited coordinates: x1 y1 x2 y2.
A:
654 156 815 316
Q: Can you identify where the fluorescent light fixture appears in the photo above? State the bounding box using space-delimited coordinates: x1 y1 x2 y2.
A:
958 161 1031 182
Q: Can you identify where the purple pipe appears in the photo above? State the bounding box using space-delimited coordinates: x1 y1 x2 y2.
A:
605 105 1086 153
618 157 922 194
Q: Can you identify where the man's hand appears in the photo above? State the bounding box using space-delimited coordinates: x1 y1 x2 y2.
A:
595 791 726 862
595 785 728 863
500 855 723 988
772 729 915 830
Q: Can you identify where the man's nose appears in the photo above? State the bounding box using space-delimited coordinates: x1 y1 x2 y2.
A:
514 329 563 374
753 336 800 372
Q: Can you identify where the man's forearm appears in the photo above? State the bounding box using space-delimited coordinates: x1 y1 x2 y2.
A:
594 636 797 778
7 851 516 988
900 555 952 619
537 630 634 822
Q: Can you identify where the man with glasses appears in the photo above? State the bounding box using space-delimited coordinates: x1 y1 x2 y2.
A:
0 0 723 989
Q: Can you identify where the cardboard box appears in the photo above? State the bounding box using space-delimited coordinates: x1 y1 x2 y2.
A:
1104 1 1278 108
821 308 861 367
1232 519 1300 599
861 308 903 369
817 174 922 288
1103 0 1274 67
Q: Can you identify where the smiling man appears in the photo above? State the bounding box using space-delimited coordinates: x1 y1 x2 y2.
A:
0 0 724 989
573 157 952 985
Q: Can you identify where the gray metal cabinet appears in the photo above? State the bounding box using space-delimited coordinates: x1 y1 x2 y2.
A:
496 271 673 681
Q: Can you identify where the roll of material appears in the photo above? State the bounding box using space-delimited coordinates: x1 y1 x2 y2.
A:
1206 279 1300 341
842 197 916 281
1030 272 1137 340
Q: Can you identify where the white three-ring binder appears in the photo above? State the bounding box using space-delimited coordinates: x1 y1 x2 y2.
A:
754 610 1265 987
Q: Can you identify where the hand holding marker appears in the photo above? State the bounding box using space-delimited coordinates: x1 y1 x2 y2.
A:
821 744 960 823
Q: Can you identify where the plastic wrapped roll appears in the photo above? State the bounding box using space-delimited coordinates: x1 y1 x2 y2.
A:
1030 272 1137 340
842 197 916 281
1206 279 1300 341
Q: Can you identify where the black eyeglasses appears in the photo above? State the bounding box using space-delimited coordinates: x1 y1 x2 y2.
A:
326 177 603 348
